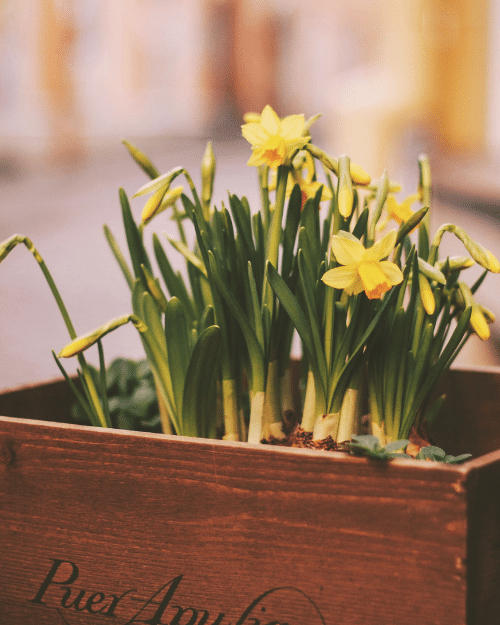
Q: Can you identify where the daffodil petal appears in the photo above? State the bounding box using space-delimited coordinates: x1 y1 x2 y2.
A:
402 193 419 207
379 260 404 285
363 229 397 262
243 112 261 123
301 180 332 203
321 185 333 201
247 148 266 167
242 122 269 146
260 105 280 135
331 231 365 265
280 114 306 141
321 265 358 289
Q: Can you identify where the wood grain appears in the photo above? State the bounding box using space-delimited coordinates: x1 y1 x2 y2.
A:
0 416 468 625
0 376 78 424
2 366 500 624
465 451 500 625
429 367 500 457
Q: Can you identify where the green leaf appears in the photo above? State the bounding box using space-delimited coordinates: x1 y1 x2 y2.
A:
152 233 196 323
182 325 221 438
103 225 134 290
349 435 409 460
167 236 207 277
281 184 302 279
141 264 168 312
298 250 327 382
141 292 167 353
267 261 325 396
208 251 265 391
406 306 472 426
119 188 152 281
97 340 112 428
329 287 398 413
164 297 191 417
247 261 264 349
351 206 369 240
229 193 257 266
395 205 429 247
416 446 446 461
385 439 410 453
52 352 101 427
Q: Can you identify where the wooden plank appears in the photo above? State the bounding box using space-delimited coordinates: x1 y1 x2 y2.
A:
429 367 500 457
465 451 500 624
0 377 77 424
0 416 467 625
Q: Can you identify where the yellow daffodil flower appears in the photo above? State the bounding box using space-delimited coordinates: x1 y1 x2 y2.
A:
322 229 403 299
387 194 419 224
269 151 332 208
242 105 310 168
295 177 333 208
378 193 419 231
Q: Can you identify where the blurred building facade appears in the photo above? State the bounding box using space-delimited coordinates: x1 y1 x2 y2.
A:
0 0 497 170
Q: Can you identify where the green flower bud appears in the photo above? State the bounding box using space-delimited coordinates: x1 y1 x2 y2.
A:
201 141 216 207
58 315 147 358
122 140 160 179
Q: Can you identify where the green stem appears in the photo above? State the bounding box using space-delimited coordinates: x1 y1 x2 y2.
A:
367 171 389 246
0 235 108 427
248 390 265 444
262 359 282 440
222 377 242 441
262 165 289 312
301 367 327 433
259 165 271 232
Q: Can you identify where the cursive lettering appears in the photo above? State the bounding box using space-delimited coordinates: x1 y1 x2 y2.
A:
29 559 327 625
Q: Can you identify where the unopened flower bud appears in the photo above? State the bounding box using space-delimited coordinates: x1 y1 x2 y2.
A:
458 282 491 341
305 144 371 186
141 186 183 226
337 155 354 218
141 187 168 225
122 140 160 179
486 250 500 273
201 141 216 207
436 255 475 273
58 315 148 358
141 264 168 311
418 273 435 315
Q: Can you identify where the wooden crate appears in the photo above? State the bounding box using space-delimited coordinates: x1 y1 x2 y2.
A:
0 367 500 625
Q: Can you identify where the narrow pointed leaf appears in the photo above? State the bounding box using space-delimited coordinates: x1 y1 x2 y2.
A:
182 325 221 437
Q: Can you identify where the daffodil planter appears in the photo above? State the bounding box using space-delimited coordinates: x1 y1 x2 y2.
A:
1 366 500 625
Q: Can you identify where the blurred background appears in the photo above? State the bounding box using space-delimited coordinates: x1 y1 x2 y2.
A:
1 0 500 388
